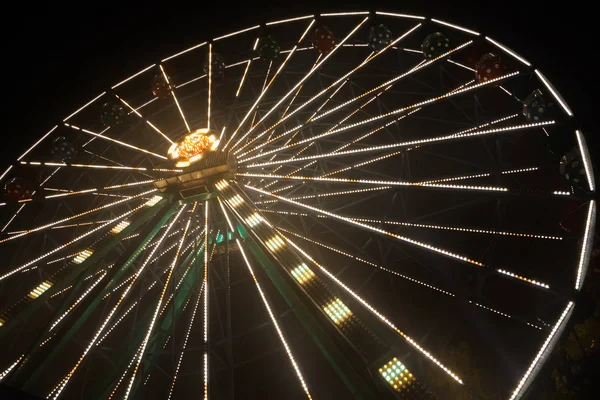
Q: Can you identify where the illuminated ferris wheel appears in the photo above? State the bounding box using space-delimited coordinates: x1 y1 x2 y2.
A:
0 10 596 400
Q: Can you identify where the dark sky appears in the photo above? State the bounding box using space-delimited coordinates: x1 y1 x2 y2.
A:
2 1 596 168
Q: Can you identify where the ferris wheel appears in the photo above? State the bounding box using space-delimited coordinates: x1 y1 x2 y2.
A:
0 10 596 400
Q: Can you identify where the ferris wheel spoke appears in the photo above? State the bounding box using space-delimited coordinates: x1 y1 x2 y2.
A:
217 37 260 147
16 160 180 175
47 270 108 332
310 41 474 125
254 185 392 205
509 301 574 400
239 119 554 168
113 93 174 145
231 17 369 154
122 203 195 400
240 172 557 197
64 123 168 160
0 201 151 282
223 19 315 149
223 19 316 151
276 225 545 330
245 184 484 267
0 190 158 245
235 21 426 155
168 281 205 400
159 65 191 133
237 78 372 160
280 233 464 385
218 199 313 399
48 205 186 399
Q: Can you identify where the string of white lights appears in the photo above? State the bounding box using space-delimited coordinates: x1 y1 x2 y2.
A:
18 160 181 173
0 202 152 282
238 172 512 194
218 199 313 398
0 189 157 245
48 271 108 332
231 17 369 153
234 21 419 155
222 20 315 151
123 203 194 400
203 200 209 400
277 226 544 329
309 41 473 124
160 65 191 132
240 120 553 167
245 184 484 266
168 281 205 400
508 301 574 400
575 200 596 291
63 124 167 160
114 93 174 145
281 233 464 385
49 206 185 399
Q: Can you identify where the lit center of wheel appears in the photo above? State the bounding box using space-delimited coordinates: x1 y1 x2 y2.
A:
154 129 237 201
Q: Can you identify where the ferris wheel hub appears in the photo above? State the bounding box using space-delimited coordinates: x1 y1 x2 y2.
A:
153 151 237 201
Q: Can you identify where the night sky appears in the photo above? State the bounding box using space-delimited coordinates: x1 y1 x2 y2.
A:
2 1 597 165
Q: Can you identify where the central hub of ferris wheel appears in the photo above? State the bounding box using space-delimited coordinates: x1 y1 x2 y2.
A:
153 128 237 201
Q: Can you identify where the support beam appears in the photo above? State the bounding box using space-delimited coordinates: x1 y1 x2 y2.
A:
237 224 378 399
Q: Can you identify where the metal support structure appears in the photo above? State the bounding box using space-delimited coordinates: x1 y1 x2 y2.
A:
236 224 379 400
12 201 179 391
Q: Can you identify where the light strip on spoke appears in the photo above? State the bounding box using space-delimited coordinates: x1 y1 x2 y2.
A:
219 200 313 399
375 11 425 20
575 200 596 291
240 120 552 166
50 207 185 399
430 18 480 35
203 200 209 400
123 204 193 399
0 202 149 282
213 25 260 41
18 125 58 160
534 70 573 116
63 92 106 122
225 20 316 151
509 301 574 399
245 185 483 266
162 42 207 62
282 234 464 384
485 37 531 66
160 65 191 132
575 130 595 192
232 17 368 152
112 64 155 89
235 22 420 154
115 94 174 144
64 123 167 160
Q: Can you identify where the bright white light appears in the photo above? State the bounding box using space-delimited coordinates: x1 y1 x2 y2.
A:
162 42 207 62
246 185 483 266
575 130 595 192
213 25 260 41
266 15 314 25
534 70 573 116
112 64 156 89
431 18 480 35
375 11 425 20
63 92 106 122
18 125 58 161
485 37 531 66
575 201 596 291
509 302 573 399
283 234 464 385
